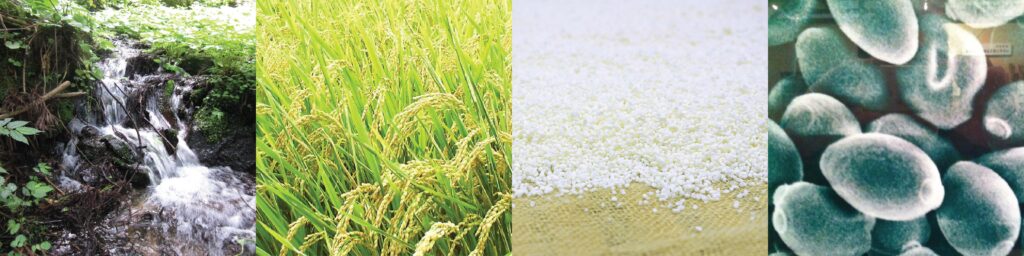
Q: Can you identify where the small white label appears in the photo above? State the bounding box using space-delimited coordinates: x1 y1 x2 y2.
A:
984 43 1012 56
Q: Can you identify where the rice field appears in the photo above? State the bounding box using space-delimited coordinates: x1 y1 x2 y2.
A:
254 0 511 255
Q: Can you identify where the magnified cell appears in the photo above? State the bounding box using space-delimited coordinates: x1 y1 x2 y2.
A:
796 27 889 111
780 93 861 184
937 161 1020 256
976 147 1024 203
779 92 861 139
769 75 807 121
896 14 986 130
827 0 918 64
871 217 930 255
769 0 819 46
773 182 875 256
770 120 803 203
946 0 1024 28
820 133 943 221
899 245 939 256
984 81 1024 146
866 114 961 171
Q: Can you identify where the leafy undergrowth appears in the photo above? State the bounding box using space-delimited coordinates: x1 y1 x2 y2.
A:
255 0 511 255
0 120 53 254
0 0 103 253
93 0 256 141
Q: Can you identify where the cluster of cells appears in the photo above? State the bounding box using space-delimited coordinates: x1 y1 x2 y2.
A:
769 0 1024 255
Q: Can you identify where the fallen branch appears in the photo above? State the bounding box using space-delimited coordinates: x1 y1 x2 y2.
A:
0 81 84 119
55 92 87 98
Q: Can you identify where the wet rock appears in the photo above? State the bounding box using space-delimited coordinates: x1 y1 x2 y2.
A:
976 147 1024 203
79 134 140 166
769 120 802 203
161 128 179 153
768 75 807 121
896 14 986 130
820 133 943 221
937 161 1020 256
796 27 889 111
187 124 255 173
773 182 875 256
945 0 1024 29
983 81 1024 147
131 166 153 188
81 125 101 138
126 53 160 77
827 0 918 64
769 0 819 46
179 56 214 75
871 217 930 255
866 114 961 171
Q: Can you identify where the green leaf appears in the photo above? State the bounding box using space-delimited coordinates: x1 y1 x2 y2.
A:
0 183 15 199
31 241 50 252
4 41 23 50
15 127 41 136
10 234 26 248
6 220 19 235
24 181 52 199
0 165 7 174
6 121 28 129
33 163 50 175
8 132 28 145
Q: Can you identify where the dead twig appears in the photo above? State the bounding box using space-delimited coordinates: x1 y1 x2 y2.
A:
0 81 85 119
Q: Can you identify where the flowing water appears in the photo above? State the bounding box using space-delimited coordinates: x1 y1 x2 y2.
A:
57 40 255 255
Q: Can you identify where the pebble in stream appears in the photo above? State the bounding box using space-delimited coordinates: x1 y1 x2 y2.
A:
983 81 1024 146
780 93 860 184
871 217 930 255
976 147 1024 203
896 13 986 130
945 0 1024 29
827 0 918 65
768 0 819 46
772 182 874 256
820 133 943 221
866 113 961 171
937 162 1020 256
769 120 802 203
796 27 889 111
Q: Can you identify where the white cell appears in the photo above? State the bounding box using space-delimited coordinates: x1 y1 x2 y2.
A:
828 0 918 64
937 162 1020 256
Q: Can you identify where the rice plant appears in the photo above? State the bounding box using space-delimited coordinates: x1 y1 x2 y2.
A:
254 0 511 255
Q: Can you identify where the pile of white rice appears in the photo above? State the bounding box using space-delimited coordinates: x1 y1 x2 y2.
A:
512 0 768 210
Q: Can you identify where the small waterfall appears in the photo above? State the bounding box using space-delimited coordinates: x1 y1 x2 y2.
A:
59 40 255 255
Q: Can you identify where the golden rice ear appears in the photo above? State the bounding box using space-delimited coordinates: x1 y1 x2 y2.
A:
470 193 511 256
413 222 459 256
279 216 309 256
384 93 466 158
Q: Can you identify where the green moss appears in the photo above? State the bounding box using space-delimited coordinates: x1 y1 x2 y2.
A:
193 64 254 143
54 101 76 125
195 106 228 142
164 80 175 100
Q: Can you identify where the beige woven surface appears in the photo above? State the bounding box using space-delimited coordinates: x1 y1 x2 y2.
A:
513 183 767 255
